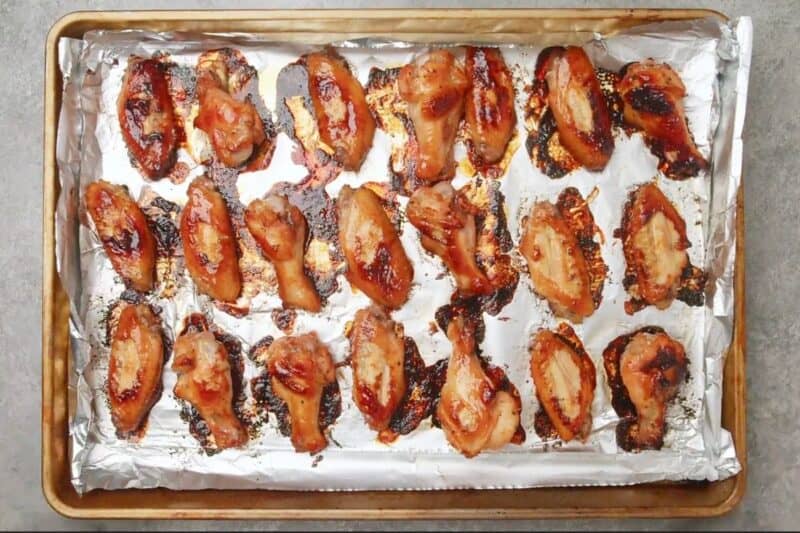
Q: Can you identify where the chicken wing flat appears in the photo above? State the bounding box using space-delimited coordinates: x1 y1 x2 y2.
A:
618 60 708 179
465 47 517 166
85 180 157 292
348 306 407 432
173 329 249 450
337 185 414 309
107 304 164 438
535 46 614 171
180 176 242 302
618 182 706 314
245 194 321 312
306 49 376 171
603 326 687 451
398 50 469 182
530 323 595 442
118 56 179 179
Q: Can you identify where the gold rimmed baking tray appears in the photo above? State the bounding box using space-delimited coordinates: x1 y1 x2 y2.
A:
42 9 746 519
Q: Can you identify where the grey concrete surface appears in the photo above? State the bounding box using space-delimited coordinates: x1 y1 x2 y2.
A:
0 0 796 530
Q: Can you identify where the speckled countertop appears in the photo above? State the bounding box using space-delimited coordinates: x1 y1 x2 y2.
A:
2 0 796 530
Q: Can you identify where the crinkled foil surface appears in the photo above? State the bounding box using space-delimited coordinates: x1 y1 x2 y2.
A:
55 16 752 494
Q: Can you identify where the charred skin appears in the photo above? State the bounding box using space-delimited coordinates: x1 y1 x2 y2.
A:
618 61 708 179
118 56 179 179
107 304 164 438
180 176 242 302
465 47 517 165
536 46 614 171
245 194 322 312
306 49 376 171
85 180 157 292
337 185 414 309
530 324 595 442
398 50 469 182
603 326 687 451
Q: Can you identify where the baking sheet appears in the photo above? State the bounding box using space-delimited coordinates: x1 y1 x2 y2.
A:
55 15 751 494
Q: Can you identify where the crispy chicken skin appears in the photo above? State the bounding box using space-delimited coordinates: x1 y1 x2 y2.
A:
265 333 337 453
536 46 614 171
437 314 522 457
85 180 157 292
108 304 164 437
180 177 242 302
348 306 407 431
530 325 595 442
406 182 492 296
245 194 321 312
398 50 469 182
306 50 376 171
172 330 248 449
337 185 414 309
520 201 594 322
618 61 708 179
465 47 517 164
118 56 178 179
603 327 687 451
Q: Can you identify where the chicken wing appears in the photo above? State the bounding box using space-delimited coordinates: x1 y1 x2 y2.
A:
337 185 414 309
245 194 321 312
619 182 705 313
107 304 164 438
398 50 469 182
603 326 687 451
263 333 338 453
117 56 178 179
172 330 248 449
85 180 157 292
465 47 517 165
348 306 406 432
406 182 492 296
618 60 708 179
530 324 595 442
306 49 376 171
180 176 242 302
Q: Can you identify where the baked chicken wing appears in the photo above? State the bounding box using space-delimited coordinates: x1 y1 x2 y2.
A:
306 49 376 171
107 304 164 438
603 326 687 451
245 194 321 312
172 330 249 449
118 56 178 179
85 180 157 292
465 47 517 165
618 60 708 179
180 176 242 302
337 185 414 309
398 50 469 182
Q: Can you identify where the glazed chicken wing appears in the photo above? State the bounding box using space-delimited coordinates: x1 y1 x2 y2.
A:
406 182 492 295
618 61 708 179
245 194 321 312
465 47 517 165
536 46 614 171
85 180 157 292
348 306 406 432
264 333 337 453
306 50 376 170
180 177 242 302
603 326 687 450
172 330 248 449
530 324 595 442
337 185 414 309
118 56 178 179
398 50 469 182
108 304 164 438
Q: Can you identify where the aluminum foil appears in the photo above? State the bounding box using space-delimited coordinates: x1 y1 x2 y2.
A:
55 16 752 494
